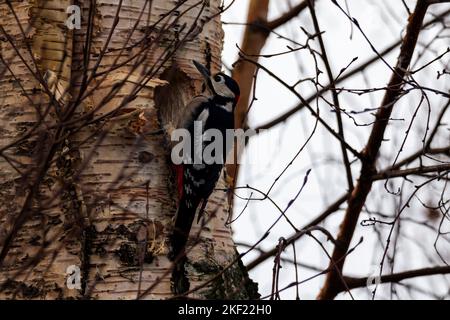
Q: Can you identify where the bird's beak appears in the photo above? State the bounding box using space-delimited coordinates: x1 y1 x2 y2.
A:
193 60 211 80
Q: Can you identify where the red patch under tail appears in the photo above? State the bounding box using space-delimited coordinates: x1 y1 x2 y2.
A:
173 164 184 200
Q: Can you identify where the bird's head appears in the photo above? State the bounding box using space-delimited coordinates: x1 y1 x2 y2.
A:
193 60 240 104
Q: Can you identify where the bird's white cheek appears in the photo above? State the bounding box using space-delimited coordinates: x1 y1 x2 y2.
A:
212 82 234 98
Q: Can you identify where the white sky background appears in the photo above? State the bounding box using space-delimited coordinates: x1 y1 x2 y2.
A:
221 0 450 299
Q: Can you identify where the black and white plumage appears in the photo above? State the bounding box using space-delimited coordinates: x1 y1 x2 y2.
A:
170 61 240 270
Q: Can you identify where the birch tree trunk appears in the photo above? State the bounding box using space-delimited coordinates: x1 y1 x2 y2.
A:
0 0 258 300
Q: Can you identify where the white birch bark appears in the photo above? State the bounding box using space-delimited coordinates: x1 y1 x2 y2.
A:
0 0 258 300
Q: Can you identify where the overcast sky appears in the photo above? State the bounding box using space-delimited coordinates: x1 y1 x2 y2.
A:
221 0 450 299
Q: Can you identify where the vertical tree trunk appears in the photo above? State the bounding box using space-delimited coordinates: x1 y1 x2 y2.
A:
0 0 258 300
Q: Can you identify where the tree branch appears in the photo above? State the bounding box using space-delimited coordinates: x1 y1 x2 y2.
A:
373 163 450 180
266 1 309 30
318 0 430 300
255 8 450 131
246 192 349 271
344 265 450 290
227 0 310 193
307 0 354 191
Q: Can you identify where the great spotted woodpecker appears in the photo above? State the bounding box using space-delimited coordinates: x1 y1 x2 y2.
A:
170 61 240 265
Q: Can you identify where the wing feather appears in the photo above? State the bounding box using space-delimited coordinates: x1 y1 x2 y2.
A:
178 95 210 129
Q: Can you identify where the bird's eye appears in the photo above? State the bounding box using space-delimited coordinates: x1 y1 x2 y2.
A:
214 75 224 83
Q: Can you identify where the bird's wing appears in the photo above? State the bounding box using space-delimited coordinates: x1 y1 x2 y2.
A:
178 95 210 130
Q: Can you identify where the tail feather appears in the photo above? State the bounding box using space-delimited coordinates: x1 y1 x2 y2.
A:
170 198 200 296
170 196 200 260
